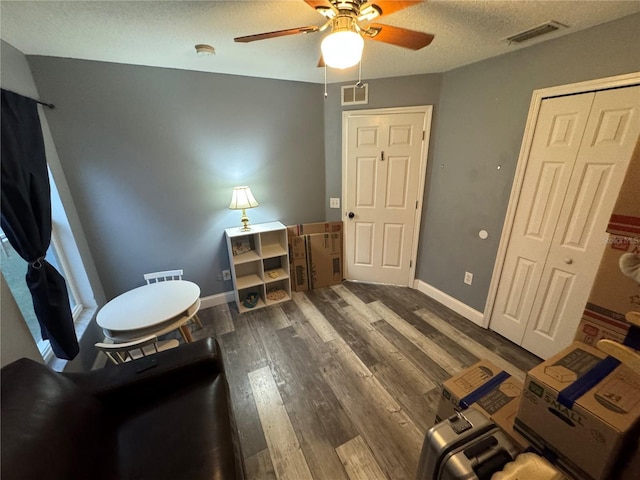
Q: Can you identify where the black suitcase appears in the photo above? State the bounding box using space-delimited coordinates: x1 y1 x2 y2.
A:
416 408 519 480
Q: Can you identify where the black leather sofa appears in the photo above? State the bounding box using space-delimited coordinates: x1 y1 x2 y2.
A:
1 337 244 480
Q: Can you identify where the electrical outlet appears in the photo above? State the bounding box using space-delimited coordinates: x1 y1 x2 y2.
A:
222 270 231 281
464 271 473 285
330 197 340 209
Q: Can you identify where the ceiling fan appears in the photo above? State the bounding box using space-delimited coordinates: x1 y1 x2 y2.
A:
234 0 434 70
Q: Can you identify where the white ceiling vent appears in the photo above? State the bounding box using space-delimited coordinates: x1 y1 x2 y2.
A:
342 83 369 106
505 21 567 44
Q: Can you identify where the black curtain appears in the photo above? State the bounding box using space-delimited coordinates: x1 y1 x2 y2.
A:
1 89 79 360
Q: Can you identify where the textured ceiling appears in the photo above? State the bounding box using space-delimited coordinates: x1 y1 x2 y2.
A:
2 1 639 84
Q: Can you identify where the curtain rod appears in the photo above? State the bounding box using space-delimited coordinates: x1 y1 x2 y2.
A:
1 88 55 109
35 98 55 109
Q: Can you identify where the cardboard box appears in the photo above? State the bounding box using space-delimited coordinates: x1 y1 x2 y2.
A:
307 232 343 289
516 341 640 480
575 233 640 347
287 232 307 261
574 313 633 347
295 221 342 235
436 360 528 451
287 222 343 291
493 395 530 452
290 258 309 292
287 231 309 292
607 137 640 239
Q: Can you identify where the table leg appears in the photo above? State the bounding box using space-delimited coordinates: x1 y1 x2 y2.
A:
179 325 193 343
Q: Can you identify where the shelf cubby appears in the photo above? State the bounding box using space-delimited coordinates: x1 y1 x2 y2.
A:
265 279 291 306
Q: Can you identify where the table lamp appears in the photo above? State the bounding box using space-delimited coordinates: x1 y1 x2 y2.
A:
229 186 259 231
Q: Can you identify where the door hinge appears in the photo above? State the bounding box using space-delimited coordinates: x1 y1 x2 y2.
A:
416 200 419 209
422 130 425 140
410 260 413 268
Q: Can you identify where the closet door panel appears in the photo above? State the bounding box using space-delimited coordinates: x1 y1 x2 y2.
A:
490 93 595 345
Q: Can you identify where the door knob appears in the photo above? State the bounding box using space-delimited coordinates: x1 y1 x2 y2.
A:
564 257 573 264
348 212 355 219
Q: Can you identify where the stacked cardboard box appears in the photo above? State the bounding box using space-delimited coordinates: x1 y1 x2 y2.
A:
574 234 640 347
576 138 640 348
435 360 529 451
515 342 640 480
287 222 343 291
575 139 640 345
606 136 640 240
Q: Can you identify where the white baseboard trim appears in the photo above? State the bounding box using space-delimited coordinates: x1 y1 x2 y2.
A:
413 279 485 327
200 291 234 309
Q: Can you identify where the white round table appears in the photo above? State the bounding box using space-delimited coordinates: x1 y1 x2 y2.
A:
97 280 201 342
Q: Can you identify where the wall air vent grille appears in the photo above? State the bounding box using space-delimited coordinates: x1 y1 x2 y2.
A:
342 83 369 106
505 21 567 44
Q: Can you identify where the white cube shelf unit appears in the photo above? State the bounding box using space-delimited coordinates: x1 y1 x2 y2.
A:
225 221 291 313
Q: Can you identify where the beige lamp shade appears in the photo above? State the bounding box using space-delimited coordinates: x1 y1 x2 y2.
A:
229 186 259 210
229 186 259 231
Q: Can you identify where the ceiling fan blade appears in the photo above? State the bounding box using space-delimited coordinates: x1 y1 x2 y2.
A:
303 0 333 10
372 1 423 17
234 26 319 43
367 23 434 50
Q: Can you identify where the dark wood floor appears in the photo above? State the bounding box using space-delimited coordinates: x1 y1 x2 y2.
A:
191 282 541 480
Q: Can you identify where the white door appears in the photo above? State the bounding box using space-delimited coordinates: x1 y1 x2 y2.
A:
491 86 640 359
343 108 430 286
490 94 594 348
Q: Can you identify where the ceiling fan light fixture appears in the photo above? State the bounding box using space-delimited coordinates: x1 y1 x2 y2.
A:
321 29 364 69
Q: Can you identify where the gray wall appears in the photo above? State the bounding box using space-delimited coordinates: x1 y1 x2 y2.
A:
1 40 105 371
418 13 640 311
28 58 327 300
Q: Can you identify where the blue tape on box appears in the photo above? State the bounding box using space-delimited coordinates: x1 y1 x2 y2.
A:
460 370 511 409
558 356 620 409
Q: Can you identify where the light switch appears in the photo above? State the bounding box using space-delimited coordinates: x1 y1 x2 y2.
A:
330 198 340 209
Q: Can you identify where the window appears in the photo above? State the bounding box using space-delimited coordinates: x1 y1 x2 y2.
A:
48 226 81 316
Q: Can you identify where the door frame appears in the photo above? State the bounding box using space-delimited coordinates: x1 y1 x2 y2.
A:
482 71 640 328
341 105 433 286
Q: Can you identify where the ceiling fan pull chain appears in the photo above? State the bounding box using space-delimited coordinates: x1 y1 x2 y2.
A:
357 59 363 88
324 64 328 98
